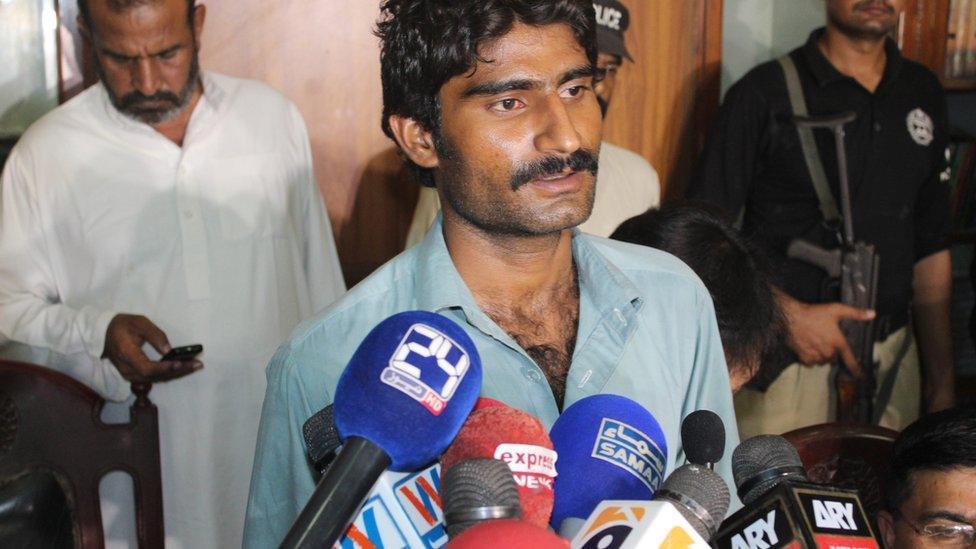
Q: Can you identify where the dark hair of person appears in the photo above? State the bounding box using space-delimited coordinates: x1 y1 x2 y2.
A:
883 406 976 512
375 0 597 187
79 0 196 32
611 202 787 383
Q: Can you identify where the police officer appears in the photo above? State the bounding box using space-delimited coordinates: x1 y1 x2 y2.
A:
688 0 954 437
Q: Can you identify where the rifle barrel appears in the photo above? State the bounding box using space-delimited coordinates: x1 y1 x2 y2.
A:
833 126 856 246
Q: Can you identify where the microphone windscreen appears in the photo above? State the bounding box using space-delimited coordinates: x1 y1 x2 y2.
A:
302 404 340 472
446 519 569 548
474 397 507 410
656 463 730 540
732 434 809 504
681 410 726 465
334 311 483 470
442 458 522 538
441 405 556 528
549 394 668 529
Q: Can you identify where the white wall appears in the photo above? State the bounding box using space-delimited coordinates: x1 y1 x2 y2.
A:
721 0 774 95
0 0 59 137
771 0 825 57
722 0 825 96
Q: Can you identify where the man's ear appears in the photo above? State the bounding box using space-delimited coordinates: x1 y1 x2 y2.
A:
387 115 440 169
192 4 206 46
876 510 897 549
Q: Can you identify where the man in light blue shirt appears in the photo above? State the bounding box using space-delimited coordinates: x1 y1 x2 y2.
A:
245 1 740 544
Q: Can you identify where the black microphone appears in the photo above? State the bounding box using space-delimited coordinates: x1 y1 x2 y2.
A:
713 435 882 549
567 463 730 547
656 463 731 542
302 404 340 474
441 458 522 538
681 409 726 470
733 435 808 505
280 312 483 549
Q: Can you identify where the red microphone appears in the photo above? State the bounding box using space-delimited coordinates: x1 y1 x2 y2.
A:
440 400 557 528
445 519 568 548
473 397 507 410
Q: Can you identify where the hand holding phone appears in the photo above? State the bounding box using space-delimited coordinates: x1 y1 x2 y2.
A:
161 344 204 362
104 314 204 383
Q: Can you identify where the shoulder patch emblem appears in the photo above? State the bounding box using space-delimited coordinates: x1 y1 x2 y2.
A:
906 108 934 146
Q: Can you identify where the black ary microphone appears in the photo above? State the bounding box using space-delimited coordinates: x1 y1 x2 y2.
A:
712 435 881 549
681 409 726 470
733 435 808 505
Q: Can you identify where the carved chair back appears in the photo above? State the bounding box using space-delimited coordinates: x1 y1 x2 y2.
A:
0 360 163 548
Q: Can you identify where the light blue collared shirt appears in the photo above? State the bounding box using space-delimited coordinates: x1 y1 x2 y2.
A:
243 218 740 547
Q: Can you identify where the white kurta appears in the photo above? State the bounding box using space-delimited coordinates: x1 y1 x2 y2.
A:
0 72 346 548
403 140 661 246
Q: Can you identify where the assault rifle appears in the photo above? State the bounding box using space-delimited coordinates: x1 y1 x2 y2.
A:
785 112 880 423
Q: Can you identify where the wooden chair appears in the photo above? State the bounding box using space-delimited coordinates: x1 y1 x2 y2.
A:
0 360 164 548
782 422 899 523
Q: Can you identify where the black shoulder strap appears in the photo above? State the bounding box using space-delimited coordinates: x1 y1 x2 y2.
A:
777 55 842 224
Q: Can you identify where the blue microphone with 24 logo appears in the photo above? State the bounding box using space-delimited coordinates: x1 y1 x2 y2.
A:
280 311 483 549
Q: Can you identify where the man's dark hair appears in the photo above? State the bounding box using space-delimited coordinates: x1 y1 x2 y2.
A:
611 203 787 383
375 0 597 187
884 406 976 512
79 0 196 32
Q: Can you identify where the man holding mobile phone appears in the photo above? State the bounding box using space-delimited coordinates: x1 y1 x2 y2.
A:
0 0 346 546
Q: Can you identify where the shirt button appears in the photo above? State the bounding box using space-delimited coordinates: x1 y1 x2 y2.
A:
613 308 627 326
178 165 188 176
873 122 882 133
183 210 194 219
523 368 543 383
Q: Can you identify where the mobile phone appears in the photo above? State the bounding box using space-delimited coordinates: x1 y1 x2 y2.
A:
161 344 203 362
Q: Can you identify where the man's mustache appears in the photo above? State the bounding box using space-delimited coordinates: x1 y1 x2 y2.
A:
853 0 894 14
510 149 600 191
119 91 181 111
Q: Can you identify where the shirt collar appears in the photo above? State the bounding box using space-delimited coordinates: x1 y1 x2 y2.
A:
412 214 643 330
800 27 903 90
573 231 644 316
413 214 475 314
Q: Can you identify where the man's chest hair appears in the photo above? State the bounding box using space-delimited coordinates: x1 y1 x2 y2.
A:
480 289 580 398
480 281 579 350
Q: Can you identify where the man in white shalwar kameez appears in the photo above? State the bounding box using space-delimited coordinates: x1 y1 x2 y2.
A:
0 0 345 546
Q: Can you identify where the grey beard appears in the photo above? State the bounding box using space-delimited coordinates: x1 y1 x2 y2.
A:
96 51 200 125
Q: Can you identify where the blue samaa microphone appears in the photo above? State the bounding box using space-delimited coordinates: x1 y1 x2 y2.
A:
548 394 669 539
280 311 483 548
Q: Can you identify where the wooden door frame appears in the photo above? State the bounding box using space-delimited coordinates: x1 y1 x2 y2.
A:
683 0 724 201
